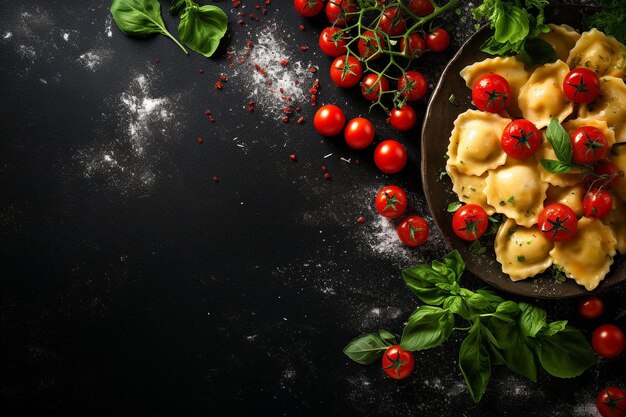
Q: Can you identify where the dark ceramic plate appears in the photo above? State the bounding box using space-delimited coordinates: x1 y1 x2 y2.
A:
421 6 625 299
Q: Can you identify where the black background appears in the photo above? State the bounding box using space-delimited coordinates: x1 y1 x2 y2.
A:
1 1 624 416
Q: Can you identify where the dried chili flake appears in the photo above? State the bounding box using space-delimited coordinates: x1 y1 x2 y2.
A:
232 0 241 7
197 137 204 144
239 57 246 63
321 166 327 172
295 106 302 112
198 69 205 74
323 173 331 180
255 64 266 75
297 117 305 124
289 154 297 161
212 176 219 183
204 109 212 116
237 19 244 25
356 216 365 223
281 116 289 123
248 100 256 112
209 115 216 123
279 87 285 94
215 81 223 90
219 73 228 82
243 49 251 56
262 8 267 14
283 107 291 114
238 11 245 16
299 45 309 52
280 60 289 66
255 5 261 9
264 0 271 4
247 40 254 48
299 24 305 31
227 54 233 60
308 67 317 73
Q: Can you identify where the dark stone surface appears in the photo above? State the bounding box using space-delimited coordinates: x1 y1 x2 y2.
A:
0 1 623 416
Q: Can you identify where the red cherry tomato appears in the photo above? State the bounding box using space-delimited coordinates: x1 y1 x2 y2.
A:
381 345 415 379
294 0 324 17
344 117 375 149
389 105 417 131
452 204 489 241
500 119 542 159
360 73 389 101
318 27 348 57
592 324 626 359
596 387 626 417
314 104 346 136
585 160 623 190
400 33 426 58
426 28 450 52
577 296 605 319
537 203 578 242
374 140 408 174
358 30 385 61
397 215 429 247
375 185 408 219
378 7 406 36
325 0 357 26
583 188 613 218
472 73 511 113
570 126 609 165
397 71 428 102
330 55 363 88
407 0 434 16
563 68 601 104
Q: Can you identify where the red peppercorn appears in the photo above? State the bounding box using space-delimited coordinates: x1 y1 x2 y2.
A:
297 117 305 124
357 216 365 223
323 173 331 180
197 137 204 144
215 81 223 90
299 45 309 52
289 154 297 161
212 176 219 183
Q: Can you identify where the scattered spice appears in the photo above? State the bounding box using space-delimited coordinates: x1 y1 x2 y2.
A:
198 69 205 74
280 59 289 66
248 100 256 112
197 137 204 144
323 172 331 180
299 45 309 52
219 73 228 82
297 117 305 124
204 109 212 116
299 24 305 31
232 0 241 7
215 81 224 90
321 166 328 172
209 115 215 123
212 176 219 183
308 66 317 73
281 116 289 123
247 40 254 48
289 154 297 161
357 216 366 223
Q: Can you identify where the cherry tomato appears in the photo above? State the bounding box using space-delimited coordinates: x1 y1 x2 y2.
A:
578 296 605 319
592 324 626 359
389 105 417 131
374 140 408 174
381 345 415 380
538 203 578 242
426 28 450 52
472 73 511 113
563 67 601 104
378 7 406 36
358 30 385 61
326 0 357 26
407 0 434 16
294 0 324 17
318 27 348 57
596 387 626 417
375 185 408 219
314 104 346 136
330 55 363 88
344 117 375 149
397 215 429 247
400 33 426 58
583 188 613 218
397 71 428 102
500 119 542 159
585 160 623 190
452 204 489 241
570 126 609 165
360 73 390 101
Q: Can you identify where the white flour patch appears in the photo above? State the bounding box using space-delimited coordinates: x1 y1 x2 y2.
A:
105 16 113 38
62 33 69 41
572 401 598 417
77 49 113 71
3 32 12 39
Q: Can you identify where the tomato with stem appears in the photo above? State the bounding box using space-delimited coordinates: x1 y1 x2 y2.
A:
381 345 415 380
592 324 625 359
325 0 357 26
378 7 406 36
407 0 434 16
397 215 429 247
344 117 375 149
314 104 346 136
397 71 428 102
358 30 385 61
390 105 417 131
318 27 348 57
330 55 363 88
500 119 541 159
400 33 426 58
374 140 408 174
585 160 623 190
578 296 605 319
563 68 600 104
294 0 324 17
375 185 408 219
360 73 389 101
583 188 613 218
426 28 450 52
472 73 511 113
452 204 489 241
596 387 626 417
537 203 578 242
570 126 608 164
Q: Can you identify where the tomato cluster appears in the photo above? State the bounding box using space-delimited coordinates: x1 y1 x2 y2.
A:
374 185 430 247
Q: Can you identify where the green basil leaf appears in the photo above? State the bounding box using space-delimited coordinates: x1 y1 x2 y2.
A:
443 250 465 282
489 318 518 350
546 118 573 164
178 4 228 58
503 338 538 382
400 306 454 351
459 323 492 403
493 300 519 322
443 295 471 320
541 320 568 336
493 3 530 44
466 292 491 311
519 37 557 66
403 265 451 305
519 302 547 337
475 288 504 309
343 331 396 365
431 260 457 284
540 158 573 174
447 202 462 213
536 327 597 378
110 0 188 54
169 0 187 15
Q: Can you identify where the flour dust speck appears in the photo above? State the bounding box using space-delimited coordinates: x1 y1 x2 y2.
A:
105 16 113 38
77 49 113 71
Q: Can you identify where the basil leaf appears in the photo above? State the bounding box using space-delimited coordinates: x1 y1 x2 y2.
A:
400 306 454 351
466 292 491 311
447 202 462 213
403 265 451 305
541 320 568 336
110 0 188 54
343 330 396 365
476 288 504 309
442 250 465 282
493 3 530 44
519 37 557 66
519 302 547 337
443 295 471 320
169 0 187 15
459 323 491 403
503 337 538 382
546 118 572 164
536 327 597 378
178 4 228 58
494 300 519 322
540 159 573 174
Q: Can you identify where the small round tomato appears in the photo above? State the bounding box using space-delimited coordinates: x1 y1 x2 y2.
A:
400 33 426 58
381 345 415 380
374 140 408 174
452 204 489 241
294 0 324 17
318 27 348 57
585 160 623 190
538 203 578 242
397 71 428 102
330 55 363 88
378 7 406 36
344 117 375 149
314 104 346 136
426 28 450 52
500 119 542 159
360 73 390 101
592 324 626 359
563 67 601 104
357 30 385 61
375 185 408 219
390 105 417 131
583 188 613 218
325 0 357 26
397 215 429 247
570 126 609 165
472 73 511 113
578 296 605 319
596 387 626 417
407 0 434 16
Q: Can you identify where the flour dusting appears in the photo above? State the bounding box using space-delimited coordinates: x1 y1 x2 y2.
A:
3 32 12 39
78 49 113 71
105 16 113 38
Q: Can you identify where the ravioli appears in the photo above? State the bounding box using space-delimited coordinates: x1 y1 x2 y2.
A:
609 146 626 202
580 77 626 143
562 118 616 148
495 219 554 281
544 184 585 217
447 166 496 215
550 217 618 291
538 24 581 62
604 197 626 254
567 29 626 79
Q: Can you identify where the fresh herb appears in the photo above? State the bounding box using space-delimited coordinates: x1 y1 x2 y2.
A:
344 251 596 402
584 0 626 44
449 94 459 106
552 265 567 284
178 4 228 57
540 118 575 174
447 202 463 213
169 0 186 15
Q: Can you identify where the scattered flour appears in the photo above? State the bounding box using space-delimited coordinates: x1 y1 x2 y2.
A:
3 32 12 39
77 49 113 71
105 16 113 38
62 32 69 41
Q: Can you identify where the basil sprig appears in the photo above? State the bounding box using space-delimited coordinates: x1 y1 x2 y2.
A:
344 251 597 403
540 117 576 174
